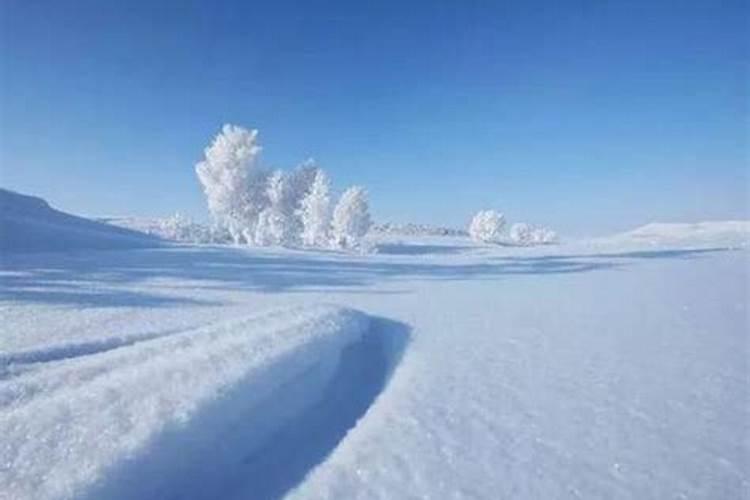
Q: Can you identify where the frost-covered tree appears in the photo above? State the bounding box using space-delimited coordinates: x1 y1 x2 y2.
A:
288 159 320 204
158 213 212 243
195 124 268 244
509 222 533 245
207 223 233 244
196 126 375 249
298 170 332 247
282 159 320 240
510 223 558 246
532 226 558 245
331 186 372 249
468 210 506 243
255 170 296 246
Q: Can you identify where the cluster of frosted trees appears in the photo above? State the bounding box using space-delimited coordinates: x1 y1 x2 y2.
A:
157 213 213 243
196 125 372 250
468 210 557 246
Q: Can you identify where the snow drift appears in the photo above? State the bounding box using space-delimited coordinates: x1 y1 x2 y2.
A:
0 305 407 500
0 189 160 253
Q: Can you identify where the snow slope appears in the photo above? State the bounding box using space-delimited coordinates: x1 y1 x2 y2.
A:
95 215 169 236
590 220 750 250
1 208 748 499
0 189 160 252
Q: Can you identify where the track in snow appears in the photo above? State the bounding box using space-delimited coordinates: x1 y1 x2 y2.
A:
0 327 188 371
0 306 410 500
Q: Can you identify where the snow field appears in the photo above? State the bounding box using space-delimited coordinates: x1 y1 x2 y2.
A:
1 188 747 499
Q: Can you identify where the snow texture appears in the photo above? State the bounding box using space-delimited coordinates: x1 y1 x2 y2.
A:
0 305 403 500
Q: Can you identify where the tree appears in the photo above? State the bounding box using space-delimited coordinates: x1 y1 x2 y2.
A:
196 126 376 249
468 210 506 243
331 186 372 249
285 159 320 239
255 170 296 246
158 213 212 243
195 124 268 244
510 223 559 246
298 170 332 247
509 222 533 245
287 159 320 205
532 226 558 245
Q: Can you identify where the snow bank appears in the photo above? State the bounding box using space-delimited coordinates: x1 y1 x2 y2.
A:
0 189 160 253
0 305 374 500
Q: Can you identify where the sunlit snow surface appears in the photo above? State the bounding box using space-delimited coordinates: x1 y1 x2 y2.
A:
1 229 748 499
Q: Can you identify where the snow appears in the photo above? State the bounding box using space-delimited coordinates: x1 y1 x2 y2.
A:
591 220 750 250
0 189 160 253
1 195 748 499
1 305 388 500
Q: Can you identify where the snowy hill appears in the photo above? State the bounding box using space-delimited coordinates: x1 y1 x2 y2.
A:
0 189 161 253
595 220 750 249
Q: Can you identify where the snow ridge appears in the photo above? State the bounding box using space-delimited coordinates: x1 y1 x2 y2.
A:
0 305 407 500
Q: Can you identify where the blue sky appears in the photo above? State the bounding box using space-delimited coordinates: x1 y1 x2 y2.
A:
1 0 747 234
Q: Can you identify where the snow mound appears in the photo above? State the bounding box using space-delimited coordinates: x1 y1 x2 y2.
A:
597 220 750 249
0 305 406 500
0 189 160 253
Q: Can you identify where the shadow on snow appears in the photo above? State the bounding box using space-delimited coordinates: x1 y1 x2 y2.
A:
0 244 732 308
79 317 410 500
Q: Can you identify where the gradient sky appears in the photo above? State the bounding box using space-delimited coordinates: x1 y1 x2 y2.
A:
1 0 747 235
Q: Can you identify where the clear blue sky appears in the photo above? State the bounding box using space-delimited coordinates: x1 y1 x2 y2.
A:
1 0 747 235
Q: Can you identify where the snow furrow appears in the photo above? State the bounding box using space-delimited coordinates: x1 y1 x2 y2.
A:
0 327 186 370
0 306 329 384
0 305 398 500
